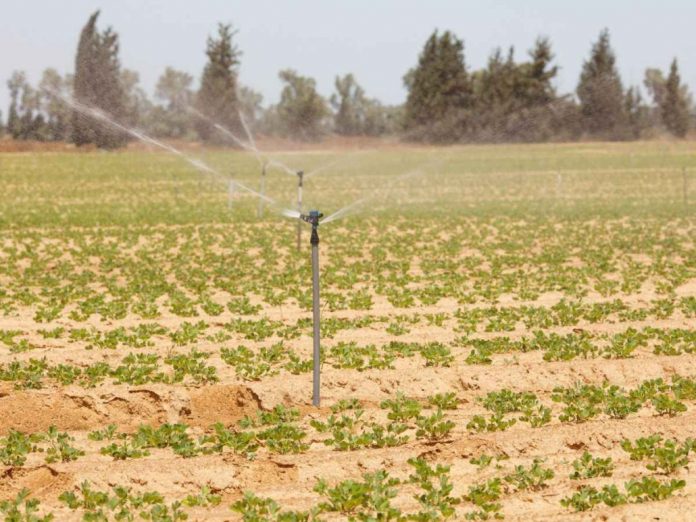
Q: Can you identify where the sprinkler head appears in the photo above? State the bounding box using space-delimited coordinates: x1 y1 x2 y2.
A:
301 210 323 227
297 170 304 186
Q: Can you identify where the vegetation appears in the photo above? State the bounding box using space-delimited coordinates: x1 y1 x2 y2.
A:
195 23 242 143
0 143 692 519
4 16 693 145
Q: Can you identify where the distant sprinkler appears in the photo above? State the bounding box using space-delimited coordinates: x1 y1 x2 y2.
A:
300 210 323 406
296 171 305 251
257 161 268 218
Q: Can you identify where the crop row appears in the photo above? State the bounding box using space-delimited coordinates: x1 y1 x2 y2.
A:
2 328 695 390
3 376 696 467
1 217 692 320
3 431 692 521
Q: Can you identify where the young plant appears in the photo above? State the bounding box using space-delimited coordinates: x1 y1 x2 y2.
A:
463 478 503 520
569 451 614 479
314 470 402 520
503 459 554 491
408 457 460 519
0 488 54 522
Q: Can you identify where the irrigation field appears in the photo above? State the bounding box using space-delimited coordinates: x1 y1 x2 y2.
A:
0 141 694 520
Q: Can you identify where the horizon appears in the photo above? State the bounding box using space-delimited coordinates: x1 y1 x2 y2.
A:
2 0 696 115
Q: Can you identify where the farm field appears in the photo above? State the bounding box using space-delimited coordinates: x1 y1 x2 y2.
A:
0 140 694 521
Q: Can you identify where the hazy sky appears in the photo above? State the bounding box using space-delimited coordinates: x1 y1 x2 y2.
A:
2 0 696 114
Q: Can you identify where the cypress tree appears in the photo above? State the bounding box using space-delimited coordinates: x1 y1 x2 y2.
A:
524 37 558 106
403 30 472 131
6 72 22 139
72 11 127 148
195 23 242 143
577 29 626 138
624 86 649 139
661 58 690 138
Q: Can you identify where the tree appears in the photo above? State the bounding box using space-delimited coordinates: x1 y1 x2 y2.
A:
6 71 24 139
121 69 151 128
152 67 194 138
5 71 44 140
238 85 264 127
475 47 520 111
403 30 473 133
624 86 650 139
276 69 328 140
522 37 558 106
644 68 667 108
331 74 365 135
72 10 128 148
195 23 242 143
661 59 690 137
39 68 71 140
576 29 626 138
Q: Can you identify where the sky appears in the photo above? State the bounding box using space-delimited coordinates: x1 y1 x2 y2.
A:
2 0 696 114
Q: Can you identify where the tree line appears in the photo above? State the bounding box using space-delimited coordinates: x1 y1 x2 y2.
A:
1 12 692 147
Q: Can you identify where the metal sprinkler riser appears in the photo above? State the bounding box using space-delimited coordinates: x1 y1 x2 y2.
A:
300 210 323 406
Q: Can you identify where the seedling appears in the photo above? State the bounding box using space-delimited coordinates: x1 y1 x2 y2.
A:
0 488 54 522
503 459 555 491
463 478 504 520
570 451 614 479
314 470 402 519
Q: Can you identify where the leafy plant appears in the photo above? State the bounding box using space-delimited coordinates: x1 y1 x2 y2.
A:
415 409 456 440
0 488 54 522
428 392 459 410
503 459 554 491
408 457 460 519
0 430 42 466
380 392 422 422
314 470 402 520
621 435 695 474
463 478 503 520
43 426 84 464
569 451 614 479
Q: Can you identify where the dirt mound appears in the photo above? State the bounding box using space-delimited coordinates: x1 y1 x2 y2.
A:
0 388 167 434
184 385 261 428
0 466 72 499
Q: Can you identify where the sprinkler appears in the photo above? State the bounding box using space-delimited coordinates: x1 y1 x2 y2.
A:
296 171 305 251
300 210 323 406
257 161 268 218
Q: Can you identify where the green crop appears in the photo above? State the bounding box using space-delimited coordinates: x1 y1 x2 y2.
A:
621 435 695 474
428 392 459 410
407 458 460 520
380 392 422 422
0 489 54 522
231 492 312 521
463 478 504 520
561 477 686 512
570 451 614 479
59 481 188 521
314 470 402 520
503 459 555 491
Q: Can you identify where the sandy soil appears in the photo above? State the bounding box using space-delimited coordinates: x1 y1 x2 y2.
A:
0 271 694 521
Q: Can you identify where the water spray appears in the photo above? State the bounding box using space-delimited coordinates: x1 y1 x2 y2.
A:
227 180 236 209
299 210 324 406
48 91 298 217
296 171 305 251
